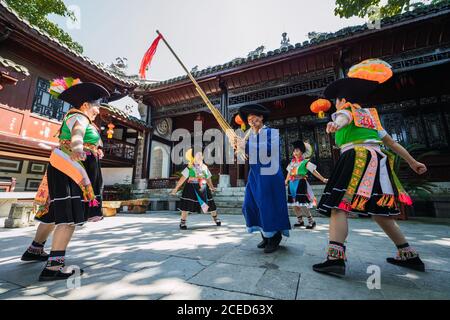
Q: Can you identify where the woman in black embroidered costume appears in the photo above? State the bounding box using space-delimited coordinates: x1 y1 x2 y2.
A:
170 149 221 230
20 78 110 282
312 60 428 277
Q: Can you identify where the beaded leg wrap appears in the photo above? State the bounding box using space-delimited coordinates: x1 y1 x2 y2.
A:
294 216 304 227
46 252 65 269
27 241 46 255
395 243 419 261
179 219 187 230
327 241 346 261
313 241 347 276
386 242 425 272
21 241 49 262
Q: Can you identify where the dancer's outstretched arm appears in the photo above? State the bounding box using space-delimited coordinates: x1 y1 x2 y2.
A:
382 134 427 175
312 170 328 184
206 178 216 192
285 172 291 186
170 176 187 195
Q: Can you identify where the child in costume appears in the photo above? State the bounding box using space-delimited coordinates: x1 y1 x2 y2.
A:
170 149 221 230
313 59 427 276
285 140 328 229
237 104 291 254
20 78 110 281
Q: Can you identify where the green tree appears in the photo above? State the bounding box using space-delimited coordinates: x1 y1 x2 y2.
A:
335 0 448 19
5 0 83 54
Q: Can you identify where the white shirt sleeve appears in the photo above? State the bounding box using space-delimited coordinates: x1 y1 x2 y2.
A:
306 162 317 173
204 165 212 179
378 129 388 139
286 162 293 172
181 167 190 178
66 114 89 132
331 110 352 128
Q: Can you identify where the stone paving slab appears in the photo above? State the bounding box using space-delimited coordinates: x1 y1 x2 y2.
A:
0 212 449 300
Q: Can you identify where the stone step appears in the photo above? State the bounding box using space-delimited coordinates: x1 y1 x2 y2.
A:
212 196 245 202
134 185 325 199
214 201 244 208
215 207 324 217
215 207 243 215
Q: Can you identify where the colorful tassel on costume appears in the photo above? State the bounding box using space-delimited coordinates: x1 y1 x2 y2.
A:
350 195 369 211
399 193 413 206
338 201 352 212
385 152 414 207
376 194 395 208
339 147 367 211
89 199 100 208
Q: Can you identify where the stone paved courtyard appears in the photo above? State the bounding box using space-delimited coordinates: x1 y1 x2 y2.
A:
0 213 449 300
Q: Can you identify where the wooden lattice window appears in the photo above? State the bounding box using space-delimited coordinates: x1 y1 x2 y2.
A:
31 77 71 121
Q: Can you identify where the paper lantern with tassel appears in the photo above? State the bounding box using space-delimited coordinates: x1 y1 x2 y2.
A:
107 123 115 139
348 59 393 84
234 114 246 131
310 99 332 119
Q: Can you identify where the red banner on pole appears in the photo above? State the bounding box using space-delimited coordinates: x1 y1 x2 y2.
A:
139 34 163 79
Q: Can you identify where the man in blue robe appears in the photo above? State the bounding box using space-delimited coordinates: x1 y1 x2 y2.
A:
238 104 291 253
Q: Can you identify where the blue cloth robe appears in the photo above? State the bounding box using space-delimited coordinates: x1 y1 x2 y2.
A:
242 126 291 238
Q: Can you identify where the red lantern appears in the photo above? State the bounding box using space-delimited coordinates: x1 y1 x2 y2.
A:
107 123 115 139
310 99 332 119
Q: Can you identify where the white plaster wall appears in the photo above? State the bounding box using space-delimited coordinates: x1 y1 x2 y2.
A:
101 167 133 186
149 141 171 179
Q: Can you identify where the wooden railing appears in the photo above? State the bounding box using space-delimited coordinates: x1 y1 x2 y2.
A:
103 138 136 161
148 178 178 189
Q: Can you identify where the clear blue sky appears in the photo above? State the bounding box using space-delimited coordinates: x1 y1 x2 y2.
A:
50 0 365 81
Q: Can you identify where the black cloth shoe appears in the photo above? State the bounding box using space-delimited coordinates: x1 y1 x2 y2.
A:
179 224 187 230
38 267 84 282
294 221 305 228
212 216 222 226
257 234 268 249
305 221 316 230
21 250 49 262
386 256 425 272
313 259 346 277
264 232 282 254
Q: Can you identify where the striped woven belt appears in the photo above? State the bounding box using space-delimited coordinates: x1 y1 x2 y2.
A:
340 141 382 154
59 140 99 156
290 175 306 181
188 178 206 184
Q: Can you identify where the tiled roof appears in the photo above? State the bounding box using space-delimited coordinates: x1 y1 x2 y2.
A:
0 55 29 76
138 1 450 90
101 103 151 129
0 0 136 86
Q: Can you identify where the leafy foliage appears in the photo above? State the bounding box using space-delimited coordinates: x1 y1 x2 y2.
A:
385 143 438 200
334 0 448 18
5 0 83 53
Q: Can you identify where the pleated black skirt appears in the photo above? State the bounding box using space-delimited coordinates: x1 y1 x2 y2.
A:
35 154 103 225
287 179 313 207
317 148 400 217
178 182 217 213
